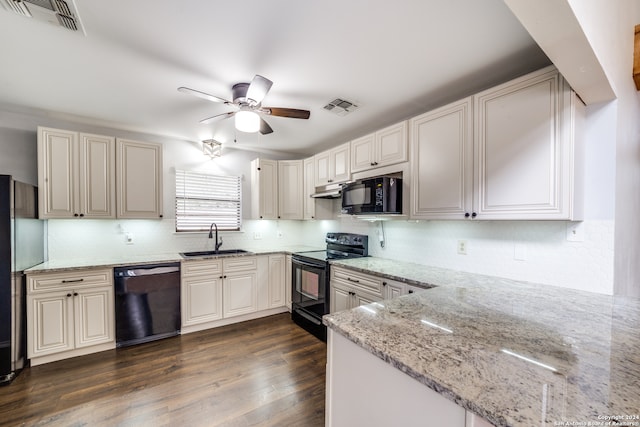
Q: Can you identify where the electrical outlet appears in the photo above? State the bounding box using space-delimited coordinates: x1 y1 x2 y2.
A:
125 233 134 245
457 240 467 255
277 230 283 238
253 232 262 240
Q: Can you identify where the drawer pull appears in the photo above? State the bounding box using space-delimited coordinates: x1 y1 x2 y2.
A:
62 279 84 284
347 277 360 283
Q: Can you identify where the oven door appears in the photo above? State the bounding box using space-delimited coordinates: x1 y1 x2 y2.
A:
291 256 328 340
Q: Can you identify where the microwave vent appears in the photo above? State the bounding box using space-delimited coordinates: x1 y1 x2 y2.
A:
2 0 84 33
323 98 359 116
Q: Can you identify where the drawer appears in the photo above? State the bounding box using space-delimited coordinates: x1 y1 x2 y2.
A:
332 267 383 297
28 268 112 293
223 256 257 272
182 259 223 277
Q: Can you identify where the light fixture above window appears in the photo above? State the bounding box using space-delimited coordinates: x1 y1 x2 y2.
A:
234 110 261 133
202 139 222 158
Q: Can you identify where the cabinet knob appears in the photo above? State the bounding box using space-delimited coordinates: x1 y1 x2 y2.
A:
223 275 227 279
382 281 387 286
74 213 79 217
471 212 477 218
159 214 163 218
79 213 84 217
328 179 333 183
73 292 78 296
464 212 470 218
219 276 223 279
408 290 414 294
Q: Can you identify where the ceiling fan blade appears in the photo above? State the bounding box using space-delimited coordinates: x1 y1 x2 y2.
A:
178 87 232 105
263 107 311 119
246 75 273 105
259 117 274 135
199 111 236 125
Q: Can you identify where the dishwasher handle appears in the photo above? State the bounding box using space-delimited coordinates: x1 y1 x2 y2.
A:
114 263 180 278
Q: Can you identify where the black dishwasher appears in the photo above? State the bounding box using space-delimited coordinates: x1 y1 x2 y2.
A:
114 263 181 348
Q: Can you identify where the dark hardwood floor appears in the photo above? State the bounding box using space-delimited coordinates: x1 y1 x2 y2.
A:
0 314 326 427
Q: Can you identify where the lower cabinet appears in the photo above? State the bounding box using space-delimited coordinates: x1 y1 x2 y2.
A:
330 267 384 312
181 254 288 334
26 268 115 366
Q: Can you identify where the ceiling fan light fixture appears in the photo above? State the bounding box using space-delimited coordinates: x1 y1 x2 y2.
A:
235 110 261 133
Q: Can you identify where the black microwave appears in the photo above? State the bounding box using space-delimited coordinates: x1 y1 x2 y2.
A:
341 176 402 215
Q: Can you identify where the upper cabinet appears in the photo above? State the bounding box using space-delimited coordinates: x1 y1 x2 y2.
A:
314 142 350 186
410 66 584 221
351 121 408 173
410 98 473 220
116 138 164 219
38 127 116 219
278 160 303 220
251 158 279 220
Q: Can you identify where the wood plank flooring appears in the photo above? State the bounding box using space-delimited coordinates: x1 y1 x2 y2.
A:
0 314 326 427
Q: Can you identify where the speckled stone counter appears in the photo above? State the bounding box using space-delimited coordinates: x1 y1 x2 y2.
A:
25 245 322 273
325 258 640 427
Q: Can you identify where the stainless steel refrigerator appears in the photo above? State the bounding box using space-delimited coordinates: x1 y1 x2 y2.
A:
0 175 44 385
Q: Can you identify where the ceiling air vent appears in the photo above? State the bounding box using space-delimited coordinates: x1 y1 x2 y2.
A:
2 0 84 33
323 98 359 116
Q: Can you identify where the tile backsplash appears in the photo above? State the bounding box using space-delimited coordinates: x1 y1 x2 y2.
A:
48 217 614 295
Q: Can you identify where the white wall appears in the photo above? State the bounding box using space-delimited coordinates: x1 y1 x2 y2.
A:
0 127 38 184
567 0 640 297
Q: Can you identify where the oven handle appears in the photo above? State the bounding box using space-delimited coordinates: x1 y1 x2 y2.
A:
292 258 326 269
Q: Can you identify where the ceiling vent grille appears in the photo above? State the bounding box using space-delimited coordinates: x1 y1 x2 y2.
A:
323 98 359 116
2 0 83 33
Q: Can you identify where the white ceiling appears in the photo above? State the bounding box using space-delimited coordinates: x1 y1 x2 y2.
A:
0 0 550 156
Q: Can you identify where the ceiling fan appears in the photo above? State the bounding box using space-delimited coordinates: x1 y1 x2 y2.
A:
178 75 310 135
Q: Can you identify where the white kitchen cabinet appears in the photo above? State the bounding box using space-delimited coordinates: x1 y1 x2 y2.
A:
351 121 408 173
410 98 473 220
37 127 115 219
278 160 303 219
251 158 278 220
474 66 584 220
222 257 258 318
314 142 350 186
116 138 164 219
303 156 335 220
27 268 114 366
410 66 584 221
330 266 384 312
181 259 223 328
268 254 286 308
382 278 405 300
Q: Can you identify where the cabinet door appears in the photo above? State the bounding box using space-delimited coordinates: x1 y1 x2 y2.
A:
251 158 278 219
350 133 375 173
303 157 316 219
79 133 115 218
474 69 566 219
278 160 303 219
376 121 408 167
74 286 114 348
223 271 258 318
116 139 163 219
314 151 331 186
330 143 350 183
410 98 473 219
383 280 405 300
330 281 352 313
268 254 286 308
182 275 223 326
28 291 74 357
354 291 381 307
37 127 78 218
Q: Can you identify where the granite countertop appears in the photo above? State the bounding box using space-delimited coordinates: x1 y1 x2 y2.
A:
325 258 640 427
25 245 323 273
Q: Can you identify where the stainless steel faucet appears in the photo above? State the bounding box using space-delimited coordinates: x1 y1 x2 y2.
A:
208 223 223 252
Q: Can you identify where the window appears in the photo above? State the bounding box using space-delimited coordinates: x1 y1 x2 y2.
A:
175 170 241 232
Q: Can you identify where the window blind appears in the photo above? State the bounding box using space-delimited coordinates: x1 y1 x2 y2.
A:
175 170 241 232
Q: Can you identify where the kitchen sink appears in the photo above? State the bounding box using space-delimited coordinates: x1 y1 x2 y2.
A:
180 249 252 257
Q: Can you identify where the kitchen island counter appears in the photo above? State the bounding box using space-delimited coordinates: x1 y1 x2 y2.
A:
325 258 640 426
